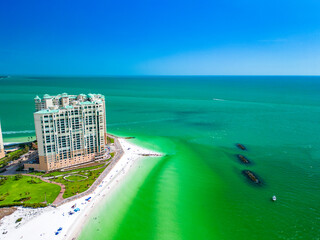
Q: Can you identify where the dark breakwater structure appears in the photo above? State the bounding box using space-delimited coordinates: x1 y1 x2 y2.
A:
242 170 262 185
236 154 250 164
236 143 246 150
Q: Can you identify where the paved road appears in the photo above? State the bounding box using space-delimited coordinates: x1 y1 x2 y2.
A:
1 151 37 176
1 164 20 175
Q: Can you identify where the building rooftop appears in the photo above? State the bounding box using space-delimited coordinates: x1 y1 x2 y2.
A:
34 93 105 114
35 109 60 114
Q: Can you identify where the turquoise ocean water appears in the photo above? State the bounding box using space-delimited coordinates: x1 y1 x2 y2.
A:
0 76 319 239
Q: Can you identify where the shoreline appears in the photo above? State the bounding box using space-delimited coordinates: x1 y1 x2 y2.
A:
0 139 163 240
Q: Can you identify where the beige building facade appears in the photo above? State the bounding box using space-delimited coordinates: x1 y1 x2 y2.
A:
25 93 107 171
0 122 5 159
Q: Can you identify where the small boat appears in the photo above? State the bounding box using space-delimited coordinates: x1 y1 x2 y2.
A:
57 227 62 231
272 195 277 201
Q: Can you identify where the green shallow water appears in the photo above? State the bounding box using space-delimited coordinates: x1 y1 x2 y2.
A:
0 76 319 239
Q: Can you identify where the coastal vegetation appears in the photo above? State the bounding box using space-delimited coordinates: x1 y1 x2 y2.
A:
42 163 105 177
46 152 114 198
64 174 88 182
0 150 115 207
52 164 109 198
0 175 60 207
29 153 114 178
27 152 115 199
107 136 114 144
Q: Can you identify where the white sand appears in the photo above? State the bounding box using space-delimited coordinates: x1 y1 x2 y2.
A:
0 139 162 240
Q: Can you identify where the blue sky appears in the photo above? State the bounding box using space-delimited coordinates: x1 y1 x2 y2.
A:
1 0 320 75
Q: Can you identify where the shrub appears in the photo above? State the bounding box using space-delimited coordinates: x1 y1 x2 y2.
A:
13 196 31 202
0 202 47 208
28 177 40 184
0 177 8 185
14 174 23 181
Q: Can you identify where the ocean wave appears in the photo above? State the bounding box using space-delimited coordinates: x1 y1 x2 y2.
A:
3 130 35 135
213 98 227 101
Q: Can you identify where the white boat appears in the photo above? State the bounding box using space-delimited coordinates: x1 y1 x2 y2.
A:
272 195 277 201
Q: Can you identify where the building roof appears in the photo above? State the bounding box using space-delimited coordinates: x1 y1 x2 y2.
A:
43 94 51 99
34 109 59 114
79 101 93 105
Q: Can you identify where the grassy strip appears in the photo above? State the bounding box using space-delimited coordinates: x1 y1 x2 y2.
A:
0 146 29 169
0 203 47 208
28 171 46 176
38 153 115 177
65 175 88 181
52 165 108 198
42 163 106 177
0 175 60 207
107 136 114 144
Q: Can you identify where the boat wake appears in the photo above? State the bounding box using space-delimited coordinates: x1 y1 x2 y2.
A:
212 98 227 101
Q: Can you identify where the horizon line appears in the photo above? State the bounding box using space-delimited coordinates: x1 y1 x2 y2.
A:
1 74 320 78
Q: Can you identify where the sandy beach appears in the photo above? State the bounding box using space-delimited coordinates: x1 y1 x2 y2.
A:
0 139 162 240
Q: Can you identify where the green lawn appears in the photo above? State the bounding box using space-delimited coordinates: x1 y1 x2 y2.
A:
65 174 88 181
17 153 115 200
52 165 108 198
28 171 46 176
42 163 106 177
0 175 61 207
29 151 114 178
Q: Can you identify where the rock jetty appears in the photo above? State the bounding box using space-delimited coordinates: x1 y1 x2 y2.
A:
237 154 250 164
236 143 246 150
242 170 260 184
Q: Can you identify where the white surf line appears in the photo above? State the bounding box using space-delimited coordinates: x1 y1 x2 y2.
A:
2 130 35 135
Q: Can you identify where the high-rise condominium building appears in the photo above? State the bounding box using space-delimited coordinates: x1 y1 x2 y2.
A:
0 122 5 159
26 93 107 171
